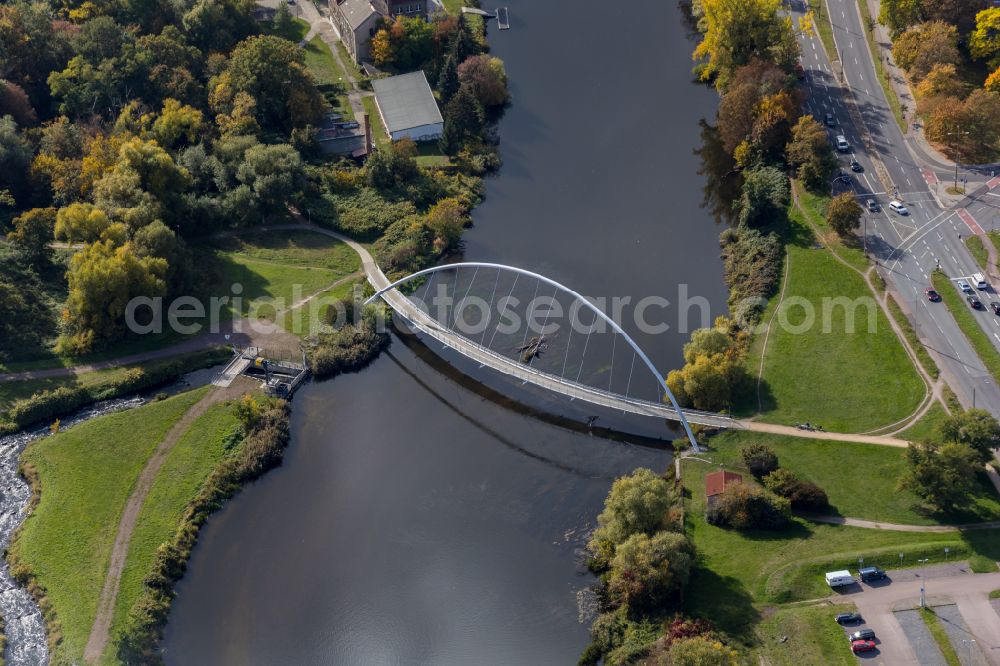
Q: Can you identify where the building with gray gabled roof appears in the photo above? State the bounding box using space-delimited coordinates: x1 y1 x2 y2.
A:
371 71 444 142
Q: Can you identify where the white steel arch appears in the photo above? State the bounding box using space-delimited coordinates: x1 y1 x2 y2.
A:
365 262 703 451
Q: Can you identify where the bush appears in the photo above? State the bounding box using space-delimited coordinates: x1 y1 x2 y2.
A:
587 469 681 567
719 226 782 324
606 532 695 611
739 442 778 478
327 188 417 240
705 482 790 529
763 468 829 511
669 636 740 666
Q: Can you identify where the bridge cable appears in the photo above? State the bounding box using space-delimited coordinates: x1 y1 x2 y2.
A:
487 273 519 351
529 285 561 367
573 308 596 385
624 351 637 410
607 332 616 393
479 267 503 346
518 278 541 354
451 266 480 330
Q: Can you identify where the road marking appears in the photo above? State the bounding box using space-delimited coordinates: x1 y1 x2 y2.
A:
958 208 985 235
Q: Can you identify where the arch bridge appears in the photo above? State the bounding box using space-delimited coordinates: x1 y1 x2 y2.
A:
364 262 739 452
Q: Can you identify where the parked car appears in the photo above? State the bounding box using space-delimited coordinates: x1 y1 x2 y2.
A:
867 199 879 213
888 200 909 215
968 294 983 309
859 567 886 582
851 629 877 641
825 570 855 587
825 113 836 127
836 135 850 151
835 612 863 624
850 159 863 172
973 272 988 289
851 639 877 654
925 288 941 302
990 301 1000 315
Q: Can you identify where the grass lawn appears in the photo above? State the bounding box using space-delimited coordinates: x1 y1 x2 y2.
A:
920 608 961 666
0 330 196 374
990 589 1000 599
103 399 239 663
680 462 1000 639
932 270 1000 387
794 185 869 275
754 205 924 432
887 294 939 379
11 388 209 663
752 603 857 665
966 235 989 270
896 401 950 442
415 141 452 167
210 229 360 273
281 277 359 336
261 15 310 43
703 430 1000 525
303 35 354 120
362 96 390 146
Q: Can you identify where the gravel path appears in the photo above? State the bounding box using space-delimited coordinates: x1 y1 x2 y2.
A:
933 604 988 666
894 609 948 666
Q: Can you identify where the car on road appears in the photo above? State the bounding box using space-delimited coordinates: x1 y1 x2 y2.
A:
836 135 850 151
925 288 941 302
968 294 983 309
851 639 877 654
958 279 972 293
835 612 863 624
835 171 851 184
851 629 876 641
867 199 879 213
850 159 863 172
795 63 805 80
859 567 886 582
825 113 835 127
888 200 909 215
991 301 1000 315
973 272 988 289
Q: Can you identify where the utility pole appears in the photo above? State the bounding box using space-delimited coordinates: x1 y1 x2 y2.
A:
863 215 868 257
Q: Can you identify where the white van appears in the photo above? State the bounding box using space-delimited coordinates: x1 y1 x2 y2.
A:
836 135 850 152
973 273 988 290
825 570 855 587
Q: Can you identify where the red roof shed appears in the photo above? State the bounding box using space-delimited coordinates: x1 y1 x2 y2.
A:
705 470 743 498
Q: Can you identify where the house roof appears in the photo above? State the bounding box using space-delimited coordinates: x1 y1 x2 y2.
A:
704 470 743 497
371 71 444 133
338 0 380 31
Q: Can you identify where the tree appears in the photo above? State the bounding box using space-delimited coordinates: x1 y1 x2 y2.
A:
0 274 55 360
0 80 36 126
131 219 194 296
371 29 395 67
827 192 862 236
786 115 838 191
899 441 981 512
763 468 829 511
971 8 1000 68
152 99 205 149
93 137 192 229
182 0 258 52
365 139 419 189
437 53 460 103
211 35 323 131
439 85 483 154
669 636 740 666
62 240 168 350
740 443 778 478
938 409 1000 464
7 208 56 269
215 91 261 137
738 166 789 227
588 469 680 565
236 143 305 214
705 482 791 529
607 532 695 611
0 115 32 203
457 55 509 108
667 320 747 411
892 21 961 80
915 63 969 100
55 203 112 244
692 0 798 89
878 0 925 35
0 3 74 113
425 197 467 250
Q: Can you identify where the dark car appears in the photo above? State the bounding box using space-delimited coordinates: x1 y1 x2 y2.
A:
851 639 877 654
795 63 805 80
859 567 886 582
825 113 836 127
968 295 983 309
991 302 1000 315
850 159 863 172
925 288 941 302
867 199 879 213
851 628 877 641
836 171 850 184
836 612 863 624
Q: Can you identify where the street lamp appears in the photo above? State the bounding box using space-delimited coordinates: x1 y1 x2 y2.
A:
948 127 971 190
917 558 929 607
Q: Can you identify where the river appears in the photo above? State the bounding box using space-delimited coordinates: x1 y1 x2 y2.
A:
163 0 726 662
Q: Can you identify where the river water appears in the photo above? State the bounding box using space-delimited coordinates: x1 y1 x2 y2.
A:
163 0 726 663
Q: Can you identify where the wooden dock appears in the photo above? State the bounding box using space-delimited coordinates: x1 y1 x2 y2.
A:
496 7 509 30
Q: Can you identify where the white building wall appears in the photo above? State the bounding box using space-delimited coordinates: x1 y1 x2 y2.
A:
389 122 444 142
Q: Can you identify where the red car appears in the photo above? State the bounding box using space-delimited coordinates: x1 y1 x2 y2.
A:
925 288 940 302
851 639 877 654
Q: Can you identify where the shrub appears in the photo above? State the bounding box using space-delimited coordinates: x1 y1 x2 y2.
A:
669 636 740 666
763 468 829 511
310 309 391 379
587 469 681 567
705 482 790 529
739 442 778 478
719 226 782 324
607 532 695 611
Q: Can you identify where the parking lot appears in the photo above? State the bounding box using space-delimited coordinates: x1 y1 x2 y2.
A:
828 565 1000 665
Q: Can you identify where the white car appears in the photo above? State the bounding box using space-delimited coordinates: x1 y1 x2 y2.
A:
836 135 850 151
973 272 988 290
888 200 909 215
958 279 972 293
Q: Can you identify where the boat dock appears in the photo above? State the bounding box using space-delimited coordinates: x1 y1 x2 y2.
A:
214 346 310 398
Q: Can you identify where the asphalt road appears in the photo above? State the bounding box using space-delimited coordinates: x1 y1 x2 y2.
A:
791 0 1000 416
